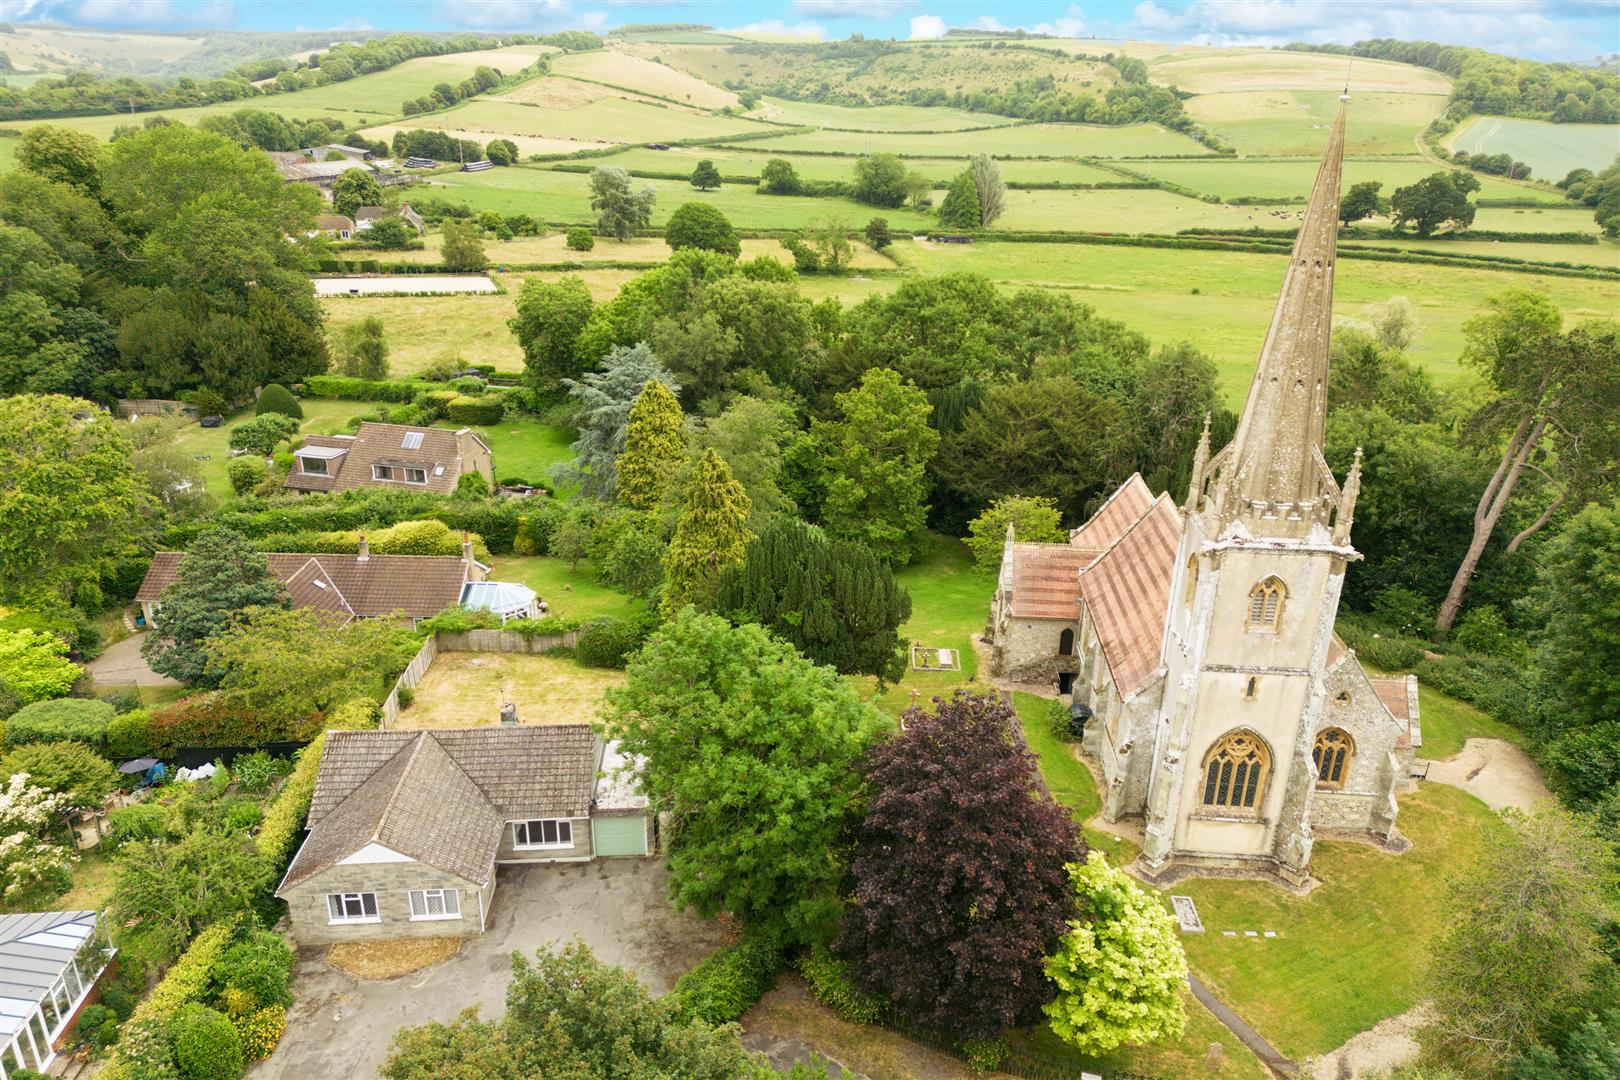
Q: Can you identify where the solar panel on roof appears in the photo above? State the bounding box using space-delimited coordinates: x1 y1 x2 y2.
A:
401 431 424 449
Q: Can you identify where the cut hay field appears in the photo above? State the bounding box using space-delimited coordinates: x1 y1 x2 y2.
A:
403 94 774 144
424 164 941 229
571 146 1123 184
1151 48 1452 95
1340 236 1620 269
1449 115 1620 180
737 120 1212 158
1187 90 1446 156
893 238 1619 402
388 231 892 270
757 97 1021 132
398 651 623 729
6 44 553 139
1115 156 1565 203
360 123 612 156
491 74 692 113
549 50 741 110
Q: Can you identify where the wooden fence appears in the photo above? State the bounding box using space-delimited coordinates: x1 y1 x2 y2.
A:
380 629 579 728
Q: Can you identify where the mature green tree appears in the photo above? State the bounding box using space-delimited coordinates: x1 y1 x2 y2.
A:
0 225 92 397
661 449 753 617
334 316 390 379
1340 179 1384 225
616 380 688 511
572 248 735 365
759 158 803 195
966 495 1067 571
805 217 853 272
440 220 487 271
697 275 818 394
717 518 911 681
560 342 679 498
549 515 591 571
0 394 153 604
968 154 1006 225
817 369 938 566
362 215 414 249
648 312 741 410
510 275 593 391
143 529 287 686
0 629 80 704
1328 327 1439 423
0 741 117 810
1129 341 1225 495
684 396 797 528
590 166 656 240
1437 293 1620 629
690 159 722 191
330 168 383 218
938 171 982 230
839 691 1082 1039
1391 171 1481 236
110 830 275 965
383 942 778 1080
16 125 101 193
204 605 414 730
864 217 891 249
664 201 740 257
604 609 881 945
944 376 1135 524
851 153 910 208
226 413 299 456
1419 806 1617 1076
1044 852 1188 1054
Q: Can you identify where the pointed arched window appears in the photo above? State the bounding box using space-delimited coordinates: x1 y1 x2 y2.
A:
1200 729 1271 812
1313 728 1353 788
1058 628 1075 656
1246 576 1287 631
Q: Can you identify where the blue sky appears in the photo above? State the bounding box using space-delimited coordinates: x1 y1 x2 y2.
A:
1 1 1616 61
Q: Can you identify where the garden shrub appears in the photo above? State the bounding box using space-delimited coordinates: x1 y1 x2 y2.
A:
456 471 490 497
230 751 291 795
445 394 504 425
170 1002 244 1080
447 375 486 394
327 697 381 730
670 932 783 1024
395 686 414 709
105 708 152 758
1452 605 1524 659
566 226 594 251
217 929 295 1009
255 733 328 867
4 698 114 749
231 1006 285 1062
77 1003 121 1053
0 740 118 808
254 384 302 421
961 1036 1010 1073
107 802 170 850
302 375 433 402
797 947 887 1024
575 616 645 669
149 694 302 750
221 799 262 833
102 920 238 1080
1047 697 1080 743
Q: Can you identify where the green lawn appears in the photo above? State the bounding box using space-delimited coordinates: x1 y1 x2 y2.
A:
1449 116 1620 182
1010 990 1272 1080
1414 684 1518 760
168 399 377 506
487 555 640 622
556 145 1123 184
427 164 942 229
0 135 17 173
451 418 574 489
737 121 1212 158
1185 90 1446 157
1116 156 1565 203
760 97 1022 132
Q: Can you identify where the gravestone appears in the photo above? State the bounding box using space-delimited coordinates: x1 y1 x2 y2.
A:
499 701 518 725
1205 1042 1225 1072
1171 895 1205 934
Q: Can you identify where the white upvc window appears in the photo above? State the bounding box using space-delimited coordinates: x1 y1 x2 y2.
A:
514 819 572 849
300 456 328 475
408 888 461 920
326 892 379 923
404 467 427 484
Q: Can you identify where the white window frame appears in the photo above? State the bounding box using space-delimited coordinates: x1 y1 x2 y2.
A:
326 892 380 924
513 818 572 850
372 464 394 481
404 467 427 484
407 888 461 921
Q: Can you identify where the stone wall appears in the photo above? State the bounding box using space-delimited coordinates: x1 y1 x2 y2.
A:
283 860 492 945
994 616 1081 684
495 816 593 863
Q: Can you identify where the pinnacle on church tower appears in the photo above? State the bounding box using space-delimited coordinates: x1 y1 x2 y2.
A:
1211 93 1349 525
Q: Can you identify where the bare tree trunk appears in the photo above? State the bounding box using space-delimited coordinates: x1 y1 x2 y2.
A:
1437 415 1546 631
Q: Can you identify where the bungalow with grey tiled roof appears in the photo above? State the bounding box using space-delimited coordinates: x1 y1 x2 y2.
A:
275 726 653 944
284 422 493 496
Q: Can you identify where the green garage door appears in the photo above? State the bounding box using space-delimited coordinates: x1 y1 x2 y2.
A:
592 814 648 857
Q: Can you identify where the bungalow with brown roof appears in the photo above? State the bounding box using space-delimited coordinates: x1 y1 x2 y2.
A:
284 422 493 495
275 726 653 944
311 214 355 239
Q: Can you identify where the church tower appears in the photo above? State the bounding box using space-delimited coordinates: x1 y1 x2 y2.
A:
1139 95 1364 886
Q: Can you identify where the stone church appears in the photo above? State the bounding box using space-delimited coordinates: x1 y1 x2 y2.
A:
986 97 1419 887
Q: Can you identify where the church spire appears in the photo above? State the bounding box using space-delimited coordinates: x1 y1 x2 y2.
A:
1219 94 1348 516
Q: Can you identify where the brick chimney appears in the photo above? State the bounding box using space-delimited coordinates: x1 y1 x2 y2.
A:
461 531 474 564
357 533 369 562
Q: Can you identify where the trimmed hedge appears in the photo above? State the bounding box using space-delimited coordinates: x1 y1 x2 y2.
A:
670 933 783 1024
106 708 153 758
102 920 240 1080
170 1002 243 1080
255 733 327 870
797 947 887 1024
446 395 505 425
5 698 114 750
575 617 645 669
301 375 437 402
150 694 308 751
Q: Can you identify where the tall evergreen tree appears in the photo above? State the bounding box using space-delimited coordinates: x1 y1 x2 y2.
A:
717 517 911 682
969 154 1005 225
559 343 679 498
837 691 1083 1040
615 380 687 511
818 368 940 566
938 171 981 230
661 449 753 617
141 528 287 686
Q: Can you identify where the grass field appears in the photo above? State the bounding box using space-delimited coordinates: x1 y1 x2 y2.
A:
1116 156 1566 203
0 136 17 173
1186 90 1446 156
565 146 1125 184
550 49 741 110
1449 115 1620 180
1413 685 1519 760
167 398 375 503
490 555 642 621
1151 48 1451 96
737 121 1212 158
758 97 1022 132
424 164 942 228
409 94 773 144
360 122 613 156
894 238 1619 402
398 650 622 728
386 231 893 270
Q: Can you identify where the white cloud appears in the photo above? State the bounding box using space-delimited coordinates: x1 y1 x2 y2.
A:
729 18 827 40
436 0 570 30
793 0 912 17
908 13 946 39
1032 4 1085 37
970 15 1006 32
0 0 236 27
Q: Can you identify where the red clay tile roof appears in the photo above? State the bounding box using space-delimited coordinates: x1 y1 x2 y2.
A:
1070 473 1156 555
1078 494 1182 695
136 552 470 618
1368 675 1420 748
1006 544 1092 620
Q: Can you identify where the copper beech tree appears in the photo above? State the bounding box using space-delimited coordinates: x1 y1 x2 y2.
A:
836 691 1083 1040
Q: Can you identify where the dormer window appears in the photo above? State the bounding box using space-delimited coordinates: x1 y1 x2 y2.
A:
1246 576 1286 631
300 457 327 475
373 465 429 484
